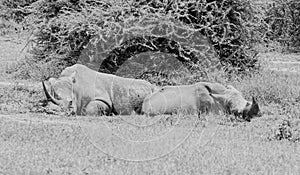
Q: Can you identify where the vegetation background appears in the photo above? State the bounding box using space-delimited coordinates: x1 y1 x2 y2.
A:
1 0 298 80
0 0 300 174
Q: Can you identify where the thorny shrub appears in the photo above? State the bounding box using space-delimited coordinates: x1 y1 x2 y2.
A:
264 0 300 51
2 0 299 81
267 118 300 142
3 0 263 80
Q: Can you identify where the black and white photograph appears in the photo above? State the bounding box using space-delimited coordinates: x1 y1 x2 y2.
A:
0 0 299 174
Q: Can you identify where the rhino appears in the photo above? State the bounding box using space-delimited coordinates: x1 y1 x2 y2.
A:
141 83 213 116
42 64 158 116
141 82 260 121
206 84 260 121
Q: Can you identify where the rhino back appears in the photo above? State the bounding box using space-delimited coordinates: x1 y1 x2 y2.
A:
225 90 248 113
110 77 155 114
142 85 199 115
64 64 156 115
195 82 227 94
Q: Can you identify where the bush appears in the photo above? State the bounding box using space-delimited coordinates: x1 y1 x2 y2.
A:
11 0 96 79
3 0 300 81
264 0 300 51
0 0 36 22
267 118 300 142
0 0 37 34
5 0 265 81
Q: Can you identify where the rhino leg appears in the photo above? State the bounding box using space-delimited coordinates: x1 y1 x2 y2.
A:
85 100 111 116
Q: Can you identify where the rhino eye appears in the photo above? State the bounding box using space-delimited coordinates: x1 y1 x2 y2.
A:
232 110 241 116
53 92 60 99
246 102 251 107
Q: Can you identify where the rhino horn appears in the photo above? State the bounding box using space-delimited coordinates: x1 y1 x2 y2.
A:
252 96 257 105
249 96 259 115
42 81 62 106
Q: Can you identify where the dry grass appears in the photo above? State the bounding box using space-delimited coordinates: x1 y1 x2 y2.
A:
1 33 300 174
0 33 29 81
0 113 299 174
0 64 300 174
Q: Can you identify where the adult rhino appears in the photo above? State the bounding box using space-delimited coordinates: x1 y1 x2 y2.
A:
42 64 157 115
141 82 260 121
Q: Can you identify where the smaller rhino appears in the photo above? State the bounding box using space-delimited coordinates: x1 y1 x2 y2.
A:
141 82 260 121
208 84 260 121
141 83 216 116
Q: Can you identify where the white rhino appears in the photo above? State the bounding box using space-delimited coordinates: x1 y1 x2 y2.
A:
141 82 260 121
43 64 157 115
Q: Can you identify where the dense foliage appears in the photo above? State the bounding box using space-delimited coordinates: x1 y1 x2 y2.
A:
1 0 300 80
264 0 300 51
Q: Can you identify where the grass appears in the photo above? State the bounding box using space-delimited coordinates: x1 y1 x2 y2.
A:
0 113 299 174
1 32 300 174
0 66 300 174
0 31 29 82
0 84 44 114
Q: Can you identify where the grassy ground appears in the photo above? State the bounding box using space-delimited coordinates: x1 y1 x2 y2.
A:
0 33 300 174
0 113 299 174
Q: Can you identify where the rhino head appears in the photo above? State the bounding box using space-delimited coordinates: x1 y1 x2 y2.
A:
241 97 261 121
208 85 261 121
42 72 77 114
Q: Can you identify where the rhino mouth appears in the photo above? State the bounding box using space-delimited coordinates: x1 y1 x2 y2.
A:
242 97 260 121
228 97 260 122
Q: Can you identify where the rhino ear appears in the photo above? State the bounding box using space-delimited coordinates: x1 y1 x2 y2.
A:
204 85 212 93
48 77 57 85
70 71 76 83
226 85 238 91
248 96 260 116
252 96 257 105
209 93 224 100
